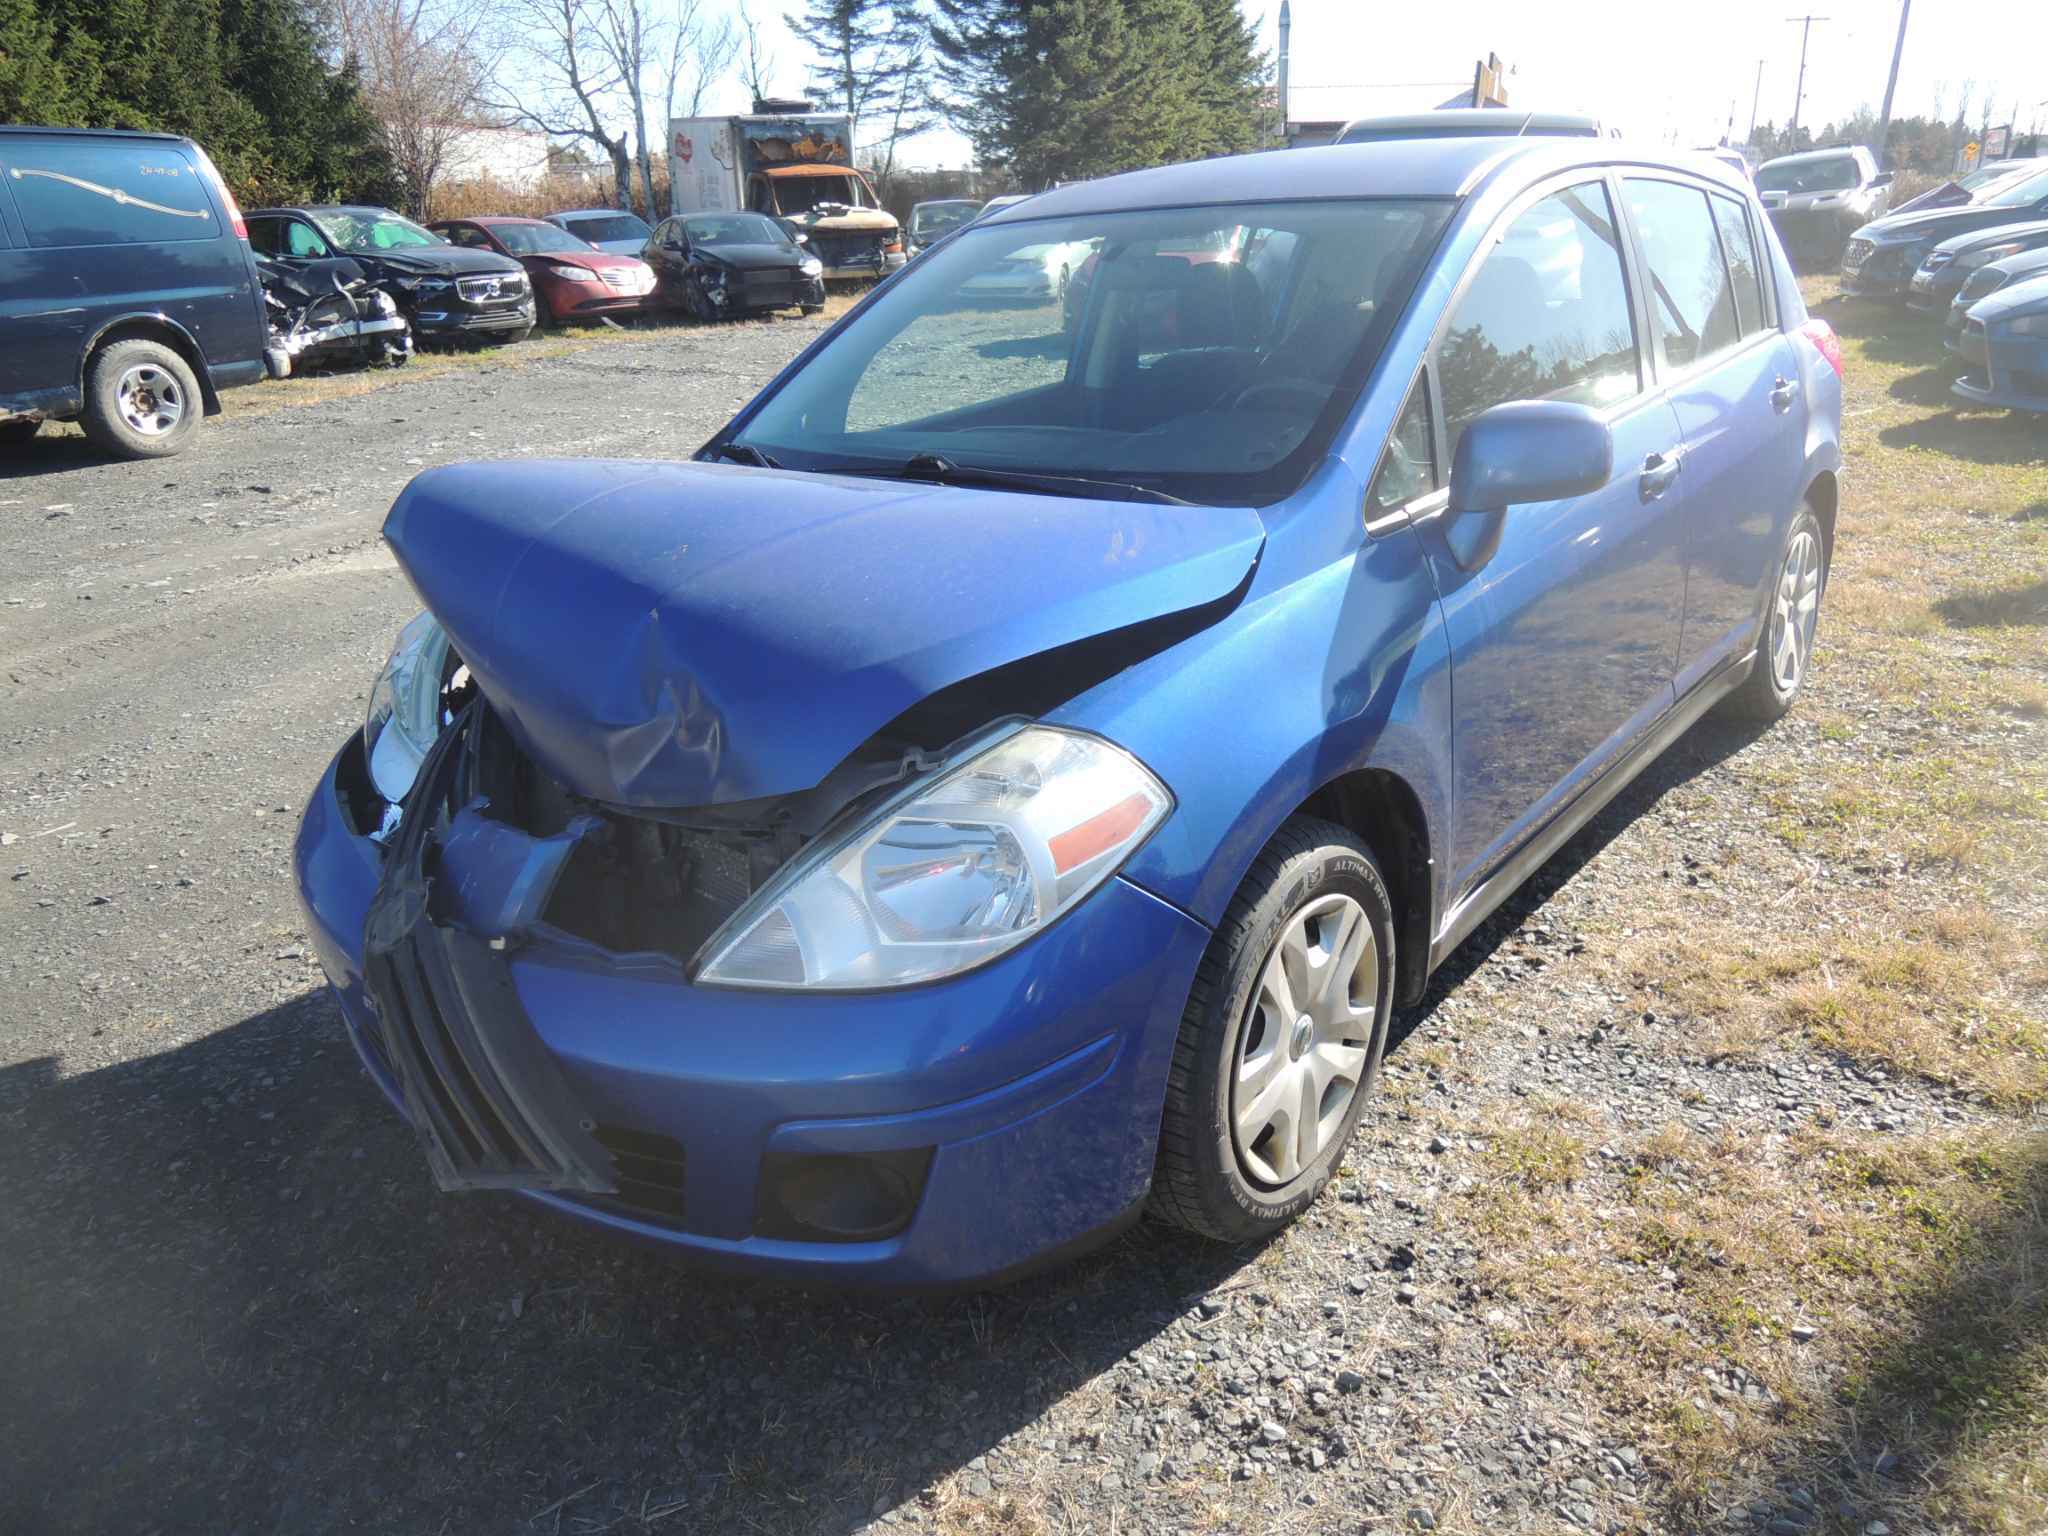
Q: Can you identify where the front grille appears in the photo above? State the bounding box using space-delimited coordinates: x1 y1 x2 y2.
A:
361 706 615 1195
576 1126 687 1225
1843 238 1873 267
812 233 882 269
457 271 528 303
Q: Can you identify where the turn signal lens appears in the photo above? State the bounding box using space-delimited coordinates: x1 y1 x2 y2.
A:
696 726 1172 991
1800 318 1845 378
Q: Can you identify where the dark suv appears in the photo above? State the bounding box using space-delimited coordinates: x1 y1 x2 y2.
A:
0 126 274 460
246 205 535 345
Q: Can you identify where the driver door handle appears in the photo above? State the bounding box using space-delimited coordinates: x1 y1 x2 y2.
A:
1639 449 1683 501
1770 376 1799 412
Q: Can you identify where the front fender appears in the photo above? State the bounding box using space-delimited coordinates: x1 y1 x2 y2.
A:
1052 520 1452 938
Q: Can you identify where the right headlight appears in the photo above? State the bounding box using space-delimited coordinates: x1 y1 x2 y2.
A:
362 612 454 806
696 725 1172 991
2003 313 2048 338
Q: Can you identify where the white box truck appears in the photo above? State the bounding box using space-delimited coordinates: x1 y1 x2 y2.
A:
668 111 905 282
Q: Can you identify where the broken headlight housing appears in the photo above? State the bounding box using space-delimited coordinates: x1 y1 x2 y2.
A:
696 725 1171 991
363 612 454 806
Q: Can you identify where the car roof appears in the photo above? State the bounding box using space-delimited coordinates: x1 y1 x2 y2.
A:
461 215 548 225
1760 147 1863 166
550 208 645 219
987 139 1727 225
0 124 189 144
1338 109 1602 137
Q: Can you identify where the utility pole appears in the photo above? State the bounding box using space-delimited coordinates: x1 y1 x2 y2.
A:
1874 0 1911 168
1747 59 1765 145
1785 14 1830 133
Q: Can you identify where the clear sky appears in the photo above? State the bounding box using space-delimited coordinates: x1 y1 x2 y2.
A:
705 0 2048 168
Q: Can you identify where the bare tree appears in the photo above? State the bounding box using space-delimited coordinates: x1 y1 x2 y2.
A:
491 0 635 210
735 0 779 107
660 0 740 213
332 0 497 215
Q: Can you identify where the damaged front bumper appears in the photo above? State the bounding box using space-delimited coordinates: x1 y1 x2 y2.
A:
293 715 1212 1287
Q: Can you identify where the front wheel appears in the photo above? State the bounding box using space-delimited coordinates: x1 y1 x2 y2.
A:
1150 817 1395 1243
1721 503 1827 721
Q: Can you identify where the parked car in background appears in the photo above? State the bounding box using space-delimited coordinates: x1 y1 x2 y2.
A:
908 198 983 254
248 205 535 346
1757 147 1891 265
0 125 274 460
643 211 826 319
545 209 657 255
974 193 1035 222
957 237 1095 303
297 137 1842 1288
1699 146 1753 182
1906 218 2048 318
1942 243 2048 354
1840 163 2048 301
1952 271 2048 414
430 216 656 326
1892 157 2048 215
1332 109 1607 144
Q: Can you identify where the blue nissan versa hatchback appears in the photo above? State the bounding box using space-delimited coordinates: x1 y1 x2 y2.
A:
295 138 1844 1286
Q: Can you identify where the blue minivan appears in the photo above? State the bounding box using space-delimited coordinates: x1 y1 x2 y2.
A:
0 126 273 459
295 138 1843 1287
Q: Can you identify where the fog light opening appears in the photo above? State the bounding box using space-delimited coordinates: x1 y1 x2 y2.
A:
756 1148 932 1242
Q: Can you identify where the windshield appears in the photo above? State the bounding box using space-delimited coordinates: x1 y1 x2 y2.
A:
314 208 444 250
912 201 981 237
492 222 593 255
772 173 866 215
728 198 1454 506
687 213 791 247
1985 168 2048 208
1756 157 1859 193
564 214 652 242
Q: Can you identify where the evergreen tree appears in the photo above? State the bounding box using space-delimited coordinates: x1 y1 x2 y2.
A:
785 0 925 148
931 0 1261 188
0 0 102 123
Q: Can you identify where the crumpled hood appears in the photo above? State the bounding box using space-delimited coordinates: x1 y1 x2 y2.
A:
363 246 524 278
1857 206 2043 246
383 460 1264 808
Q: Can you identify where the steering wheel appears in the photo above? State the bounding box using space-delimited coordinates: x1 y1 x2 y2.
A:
1231 377 1328 416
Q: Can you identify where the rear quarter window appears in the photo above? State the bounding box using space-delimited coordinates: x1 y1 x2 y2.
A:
3 140 220 248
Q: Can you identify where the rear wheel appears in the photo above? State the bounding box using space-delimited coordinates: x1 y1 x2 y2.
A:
80 339 201 460
1150 816 1395 1242
1721 503 1827 721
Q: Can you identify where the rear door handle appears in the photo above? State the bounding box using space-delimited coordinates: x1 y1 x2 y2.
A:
1639 449 1683 500
1770 376 1798 412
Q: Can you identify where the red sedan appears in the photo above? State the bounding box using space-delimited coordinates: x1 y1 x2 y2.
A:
429 216 657 326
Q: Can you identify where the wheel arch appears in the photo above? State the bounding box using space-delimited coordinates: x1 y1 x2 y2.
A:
81 315 223 416
1295 766 1436 1008
1804 467 1838 566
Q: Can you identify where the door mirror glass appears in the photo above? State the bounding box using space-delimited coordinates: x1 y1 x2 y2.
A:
1449 401 1613 514
1871 171 1894 187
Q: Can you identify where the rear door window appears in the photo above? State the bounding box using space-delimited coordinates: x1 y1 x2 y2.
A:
1622 179 1741 370
1437 181 1642 463
1710 194 1769 335
4 140 219 248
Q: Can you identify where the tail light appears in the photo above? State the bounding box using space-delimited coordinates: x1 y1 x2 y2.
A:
191 142 248 240
1800 317 1845 378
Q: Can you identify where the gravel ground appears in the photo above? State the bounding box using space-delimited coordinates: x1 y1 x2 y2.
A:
2 296 2043 1536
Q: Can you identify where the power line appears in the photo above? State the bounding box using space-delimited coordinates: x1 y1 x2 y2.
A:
1784 14 1831 132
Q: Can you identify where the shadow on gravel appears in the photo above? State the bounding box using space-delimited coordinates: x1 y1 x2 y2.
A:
1877 409 2048 466
1394 709 1775 1053
0 990 1258 1536
1673 1137 2048 1533
1933 576 2048 628
0 434 122 479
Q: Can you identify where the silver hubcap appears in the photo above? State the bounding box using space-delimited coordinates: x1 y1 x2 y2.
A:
1231 893 1377 1187
1769 527 1822 693
116 364 184 436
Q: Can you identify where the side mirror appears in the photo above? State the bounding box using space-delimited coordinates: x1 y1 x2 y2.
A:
1871 171 1894 187
1450 401 1614 515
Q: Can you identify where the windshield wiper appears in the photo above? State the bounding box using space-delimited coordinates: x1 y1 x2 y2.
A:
878 453 1194 506
711 442 781 469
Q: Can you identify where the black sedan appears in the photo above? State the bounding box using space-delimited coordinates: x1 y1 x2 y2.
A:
644 212 826 321
1839 164 2048 302
1906 218 2048 317
246 205 536 344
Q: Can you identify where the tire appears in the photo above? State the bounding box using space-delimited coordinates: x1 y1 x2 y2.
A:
1151 816 1396 1243
534 288 557 328
684 276 718 323
484 326 532 346
1720 503 1828 721
802 304 825 316
0 418 42 449
79 339 201 460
